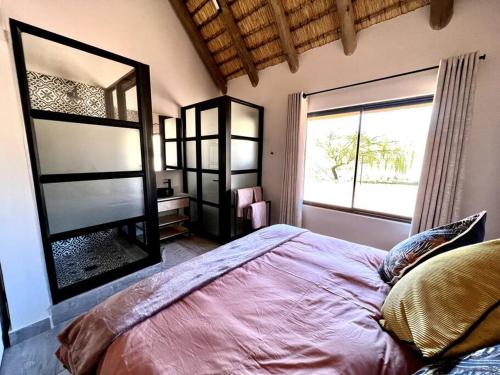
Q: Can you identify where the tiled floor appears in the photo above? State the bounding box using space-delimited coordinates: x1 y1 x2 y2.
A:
0 235 218 375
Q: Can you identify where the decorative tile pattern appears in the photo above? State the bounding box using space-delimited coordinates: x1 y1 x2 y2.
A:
27 71 106 117
52 229 148 288
126 109 139 122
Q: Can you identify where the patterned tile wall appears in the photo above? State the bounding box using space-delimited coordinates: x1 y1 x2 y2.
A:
27 71 107 117
52 228 147 288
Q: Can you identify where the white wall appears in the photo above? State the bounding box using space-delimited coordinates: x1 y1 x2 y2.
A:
0 0 218 331
227 0 500 248
0 28 52 331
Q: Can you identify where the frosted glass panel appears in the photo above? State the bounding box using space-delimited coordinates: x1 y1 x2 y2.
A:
111 89 118 119
231 139 258 170
202 204 219 236
190 203 198 223
186 108 196 138
44 177 144 234
231 102 259 138
202 139 219 170
185 141 196 168
231 173 258 205
202 173 219 203
200 108 218 136
165 142 177 166
153 134 161 172
164 118 177 139
187 171 197 198
124 87 139 122
35 119 142 174
231 173 258 190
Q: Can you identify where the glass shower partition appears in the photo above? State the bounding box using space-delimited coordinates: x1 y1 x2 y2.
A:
230 101 262 238
182 100 226 238
10 20 159 302
182 96 263 243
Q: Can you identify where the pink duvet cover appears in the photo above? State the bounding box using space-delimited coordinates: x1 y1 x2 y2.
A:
96 231 422 374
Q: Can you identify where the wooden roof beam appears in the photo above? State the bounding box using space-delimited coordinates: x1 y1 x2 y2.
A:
430 0 454 30
169 0 228 94
335 0 357 56
218 0 259 87
268 0 299 73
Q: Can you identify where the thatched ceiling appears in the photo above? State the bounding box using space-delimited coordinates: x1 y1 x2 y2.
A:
171 0 444 92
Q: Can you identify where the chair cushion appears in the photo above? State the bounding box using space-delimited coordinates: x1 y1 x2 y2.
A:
379 211 486 285
380 240 500 359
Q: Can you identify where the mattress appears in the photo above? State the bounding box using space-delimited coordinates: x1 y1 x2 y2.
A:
57 225 422 374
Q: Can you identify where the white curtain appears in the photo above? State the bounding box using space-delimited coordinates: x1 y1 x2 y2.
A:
279 92 308 226
411 52 480 234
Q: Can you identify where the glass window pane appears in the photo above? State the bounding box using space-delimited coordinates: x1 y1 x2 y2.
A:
52 222 148 288
34 119 142 174
111 89 118 119
164 118 177 139
22 32 136 121
231 173 258 190
124 87 139 122
185 141 196 169
165 142 177 166
190 203 198 223
200 108 218 136
185 108 196 138
231 102 259 138
202 139 219 170
187 171 197 198
202 204 219 236
304 111 360 208
44 177 144 234
202 173 219 204
153 134 162 172
353 103 432 217
231 173 258 205
231 139 258 170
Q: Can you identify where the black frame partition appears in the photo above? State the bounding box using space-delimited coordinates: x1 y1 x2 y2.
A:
159 116 183 170
181 96 264 243
104 71 137 121
10 19 160 303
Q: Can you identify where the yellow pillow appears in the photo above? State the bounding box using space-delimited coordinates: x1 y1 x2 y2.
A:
380 239 500 358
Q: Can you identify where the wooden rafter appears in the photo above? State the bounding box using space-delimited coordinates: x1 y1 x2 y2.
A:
268 0 299 73
430 0 454 30
218 0 259 87
335 0 357 56
169 0 228 93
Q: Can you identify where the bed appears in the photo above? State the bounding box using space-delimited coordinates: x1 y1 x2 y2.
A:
57 225 423 375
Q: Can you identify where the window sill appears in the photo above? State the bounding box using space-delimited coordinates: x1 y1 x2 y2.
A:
303 201 412 224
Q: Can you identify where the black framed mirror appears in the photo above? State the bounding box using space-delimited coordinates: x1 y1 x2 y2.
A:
10 19 160 302
159 116 183 171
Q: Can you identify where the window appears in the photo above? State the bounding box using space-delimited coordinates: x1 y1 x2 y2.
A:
304 96 433 221
152 134 162 172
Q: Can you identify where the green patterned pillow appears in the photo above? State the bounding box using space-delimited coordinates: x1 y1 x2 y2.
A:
379 211 486 285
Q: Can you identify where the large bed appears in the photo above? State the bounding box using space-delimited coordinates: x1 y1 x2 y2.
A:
57 225 423 375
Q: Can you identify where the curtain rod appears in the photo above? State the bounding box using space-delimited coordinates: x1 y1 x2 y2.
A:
303 54 486 98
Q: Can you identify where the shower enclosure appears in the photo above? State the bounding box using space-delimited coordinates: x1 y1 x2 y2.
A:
10 20 159 302
182 96 264 243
